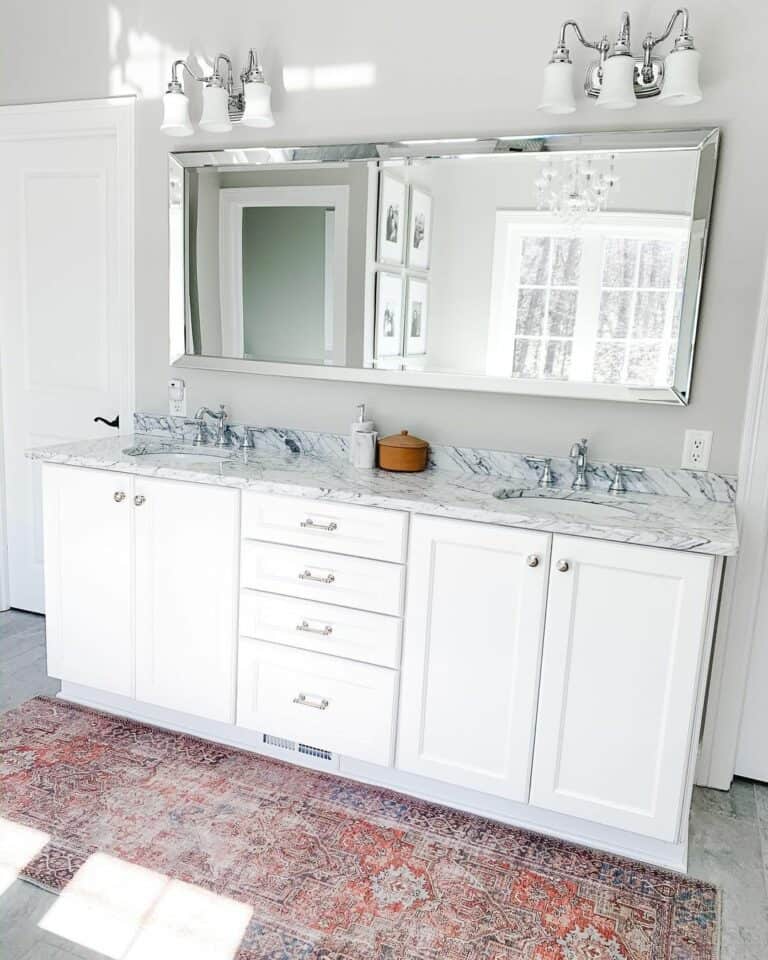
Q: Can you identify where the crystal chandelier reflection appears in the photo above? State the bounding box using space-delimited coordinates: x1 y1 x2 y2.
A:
535 154 619 221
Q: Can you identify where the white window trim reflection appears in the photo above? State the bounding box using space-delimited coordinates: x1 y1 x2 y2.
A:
487 211 691 387
218 185 349 366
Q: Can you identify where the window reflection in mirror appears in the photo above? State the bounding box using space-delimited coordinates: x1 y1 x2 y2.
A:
175 131 716 403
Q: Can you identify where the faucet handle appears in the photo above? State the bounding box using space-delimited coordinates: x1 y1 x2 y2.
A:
526 456 555 486
609 463 645 494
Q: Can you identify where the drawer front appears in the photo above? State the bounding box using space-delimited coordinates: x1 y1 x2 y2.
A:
241 541 405 616
241 492 408 562
237 639 398 765
240 591 402 669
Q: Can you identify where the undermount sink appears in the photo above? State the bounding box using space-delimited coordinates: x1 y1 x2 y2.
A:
493 488 633 519
124 445 235 463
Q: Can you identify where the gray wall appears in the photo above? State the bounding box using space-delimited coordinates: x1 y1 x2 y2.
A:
2 0 767 472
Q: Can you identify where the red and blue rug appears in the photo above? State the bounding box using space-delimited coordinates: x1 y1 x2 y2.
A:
1 697 719 958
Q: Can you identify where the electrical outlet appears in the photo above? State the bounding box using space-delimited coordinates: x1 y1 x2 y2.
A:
682 429 713 470
168 379 187 417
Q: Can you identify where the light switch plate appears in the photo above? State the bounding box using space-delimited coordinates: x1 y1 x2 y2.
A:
168 379 186 417
682 429 712 470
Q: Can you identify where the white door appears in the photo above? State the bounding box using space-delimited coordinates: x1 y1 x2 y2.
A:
531 535 714 841
397 515 551 800
134 477 239 723
42 464 133 696
0 98 134 613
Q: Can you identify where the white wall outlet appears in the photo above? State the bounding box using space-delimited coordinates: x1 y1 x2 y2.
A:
682 429 713 470
168 379 187 417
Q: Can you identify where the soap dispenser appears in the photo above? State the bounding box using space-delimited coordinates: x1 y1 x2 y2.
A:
350 403 377 469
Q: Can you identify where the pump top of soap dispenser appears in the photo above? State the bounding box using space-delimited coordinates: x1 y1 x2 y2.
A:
352 403 374 433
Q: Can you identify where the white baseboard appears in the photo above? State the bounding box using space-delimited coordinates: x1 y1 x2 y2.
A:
57 682 688 873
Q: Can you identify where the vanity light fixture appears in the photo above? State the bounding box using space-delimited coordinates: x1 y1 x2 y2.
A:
161 49 274 137
538 7 702 114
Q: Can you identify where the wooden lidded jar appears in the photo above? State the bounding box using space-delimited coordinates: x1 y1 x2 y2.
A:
377 430 429 472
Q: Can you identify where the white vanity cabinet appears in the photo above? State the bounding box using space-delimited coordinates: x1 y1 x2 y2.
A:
43 463 133 696
397 515 551 801
38 460 725 869
530 536 714 841
42 464 239 721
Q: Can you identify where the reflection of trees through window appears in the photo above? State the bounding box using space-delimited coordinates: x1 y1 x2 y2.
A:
499 216 688 387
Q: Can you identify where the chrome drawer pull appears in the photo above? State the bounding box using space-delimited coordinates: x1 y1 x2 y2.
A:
296 620 333 636
299 569 336 584
113 491 126 503
293 693 330 710
300 518 338 532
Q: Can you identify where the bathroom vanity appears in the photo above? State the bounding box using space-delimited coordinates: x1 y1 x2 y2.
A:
29 427 737 872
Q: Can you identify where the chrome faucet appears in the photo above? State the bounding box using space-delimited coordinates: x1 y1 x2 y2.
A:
569 438 589 489
188 404 231 447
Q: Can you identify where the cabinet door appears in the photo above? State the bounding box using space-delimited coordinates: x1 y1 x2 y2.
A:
530 536 714 841
397 515 551 800
134 477 239 722
42 464 133 695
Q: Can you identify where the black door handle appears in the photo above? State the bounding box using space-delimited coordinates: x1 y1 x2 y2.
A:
94 415 120 429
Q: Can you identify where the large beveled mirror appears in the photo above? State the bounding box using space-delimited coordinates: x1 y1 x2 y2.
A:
170 128 718 404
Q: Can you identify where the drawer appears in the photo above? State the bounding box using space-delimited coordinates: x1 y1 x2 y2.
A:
240 591 402 669
241 541 405 616
237 639 398 766
242 492 408 563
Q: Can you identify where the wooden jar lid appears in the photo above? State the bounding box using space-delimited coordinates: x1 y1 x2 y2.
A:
378 430 428 449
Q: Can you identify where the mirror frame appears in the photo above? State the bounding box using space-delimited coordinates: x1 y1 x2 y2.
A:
169 127 719 404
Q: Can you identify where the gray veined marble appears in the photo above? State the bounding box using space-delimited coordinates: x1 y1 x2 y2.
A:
134 412 738 503
27 421 739 556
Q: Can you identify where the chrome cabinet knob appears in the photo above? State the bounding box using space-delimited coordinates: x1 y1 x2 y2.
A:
134 495 146 507
556 559 570 572
113 491 126 503
526 555 540 567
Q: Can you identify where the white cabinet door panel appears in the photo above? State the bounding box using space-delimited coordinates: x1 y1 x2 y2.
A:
397 515 551 800
531 536 714 841
237 639 398 765
134 477 239 722
42 464 133 695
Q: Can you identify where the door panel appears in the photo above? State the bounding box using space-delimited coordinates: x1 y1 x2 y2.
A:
0 99 134 612
397 515 550 800
531 535 714 840
42 464 133 695
134 477 239 722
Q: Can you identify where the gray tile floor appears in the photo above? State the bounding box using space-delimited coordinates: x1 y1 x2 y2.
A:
1 608 767 959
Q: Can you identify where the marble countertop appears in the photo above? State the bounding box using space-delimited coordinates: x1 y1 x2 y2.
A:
27 434 739 556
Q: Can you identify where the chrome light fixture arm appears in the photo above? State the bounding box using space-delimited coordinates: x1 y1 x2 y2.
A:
166 59 205 94
549 20 610 63
641 7 695 77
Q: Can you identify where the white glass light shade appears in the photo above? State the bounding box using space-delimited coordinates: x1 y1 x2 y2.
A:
596 55 637 109
160 91 193 136
538 61 576 114
242 80 275 127
199 84 233 132
659 48 702 105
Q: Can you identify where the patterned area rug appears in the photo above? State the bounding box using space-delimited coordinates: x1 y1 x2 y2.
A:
1 697 719 959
